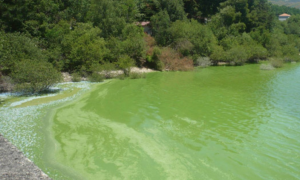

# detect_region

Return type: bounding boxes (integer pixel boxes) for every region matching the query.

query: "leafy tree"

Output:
[210,46,227,62]
[155,0,187,21]
[120,24,146,66]
[61,23,109,72]
[271,4,300,16]
[225,46,248,65]
[116,55,135,76]
[86,0,140,38]
[0,32,46,74]
[183,0,226,20]
[284,15,300,37]
[60,0,91,22]
[11,60,61,94]
[151,10,171,45]
[169,20,218,56]
[0,0,61,36]
[146,47,164,70]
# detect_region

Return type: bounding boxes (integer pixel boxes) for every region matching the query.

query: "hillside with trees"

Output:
[269,0,300,9]
[1,0,300,93]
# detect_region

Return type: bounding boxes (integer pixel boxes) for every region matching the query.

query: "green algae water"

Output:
[1,64,300,179]
[45,64,300,180]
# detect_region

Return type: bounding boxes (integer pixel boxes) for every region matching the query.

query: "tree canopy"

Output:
[1,0,300,86]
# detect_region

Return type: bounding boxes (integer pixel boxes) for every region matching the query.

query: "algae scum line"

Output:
[0,82,95,179]
[1,64,300,179]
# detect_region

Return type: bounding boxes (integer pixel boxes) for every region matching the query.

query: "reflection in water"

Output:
[48,65,300,179]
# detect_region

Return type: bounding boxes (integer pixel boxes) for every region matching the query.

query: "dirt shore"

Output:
[0,134,51,180]
[62,67,156,82]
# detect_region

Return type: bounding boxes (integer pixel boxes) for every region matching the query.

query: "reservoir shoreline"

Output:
[0,134,51,179]
[1,64,300,179]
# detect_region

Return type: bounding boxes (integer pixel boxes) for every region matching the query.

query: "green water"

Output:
[1,65,299,179]
[45,64,300,180]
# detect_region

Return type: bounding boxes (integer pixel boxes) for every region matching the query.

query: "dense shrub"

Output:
[71,73,81,82]
[117,74,126,80]
[210,46,227,62]
[260,64,275,70]
[116,55,135,76]
[225,46,248,65]
[172,39,194,56]
[168,20,218,57]
[61,23,109,72]
[88,72,104,82]
[120,24,146,66]
[0,76,13,92]
[129,72,146,79]
[146,47,164,71]
[283,55,300,62]
[144,35,156,56]
[159,48,193,71]
[11,60,61,94]
[246,45,268,62]
[0,32,46,74]
[99,63,116,79]
[217,34,268,64]
[195,57,212,67]
[270,58,284,68]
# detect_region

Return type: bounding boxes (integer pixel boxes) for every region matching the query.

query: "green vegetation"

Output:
[116,55,135,76]
[129,72,146,79]
[260,64,275,70]
[88,72,104,82]
[11,60,61,94]
[269,0,300,9]
[71,73,81,82]
[1,0,300,93]
[196,57,212,68]
[270,58,284,68]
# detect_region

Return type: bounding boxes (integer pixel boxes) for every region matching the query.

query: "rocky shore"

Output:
[0,134,51,180]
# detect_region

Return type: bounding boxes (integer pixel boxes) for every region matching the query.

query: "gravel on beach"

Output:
[0,134,51,180]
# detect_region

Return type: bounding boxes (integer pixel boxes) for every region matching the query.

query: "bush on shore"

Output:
[146,47,164,71]
[99,63,116,79]
[11,60,61,94]
[195,57,212,67]
[0,76,14,92]
[116,55,135,76]
[129,72,146,79]
[71,72,81,82]
[260,64,275,70]
[159,48,193,71]
[270,58,284,68]
[88,72,104,82]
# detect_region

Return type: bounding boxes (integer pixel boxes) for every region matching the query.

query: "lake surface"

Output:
[1,64,300,179]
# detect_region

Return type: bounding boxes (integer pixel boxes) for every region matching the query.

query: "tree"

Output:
[86,0,140,38]
[169,20,218,56]
[151,10,171,45]
[61,23,109,72]
[120,24,146,66]
[0,32,46,74]
[12,60,61,94]
[116,55,135,76]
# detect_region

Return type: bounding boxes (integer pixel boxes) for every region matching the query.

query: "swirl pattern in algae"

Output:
[46,64,300,179]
